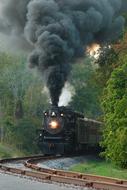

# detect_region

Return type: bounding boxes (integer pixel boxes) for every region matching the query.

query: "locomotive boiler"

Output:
[37,106,102,155]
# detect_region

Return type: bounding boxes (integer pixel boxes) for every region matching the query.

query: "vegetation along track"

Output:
[0,155,127,190]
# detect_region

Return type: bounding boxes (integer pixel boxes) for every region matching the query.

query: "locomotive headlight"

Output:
[49,121,58,129]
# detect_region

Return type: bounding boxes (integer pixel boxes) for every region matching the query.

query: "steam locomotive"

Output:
[37,106,102,155]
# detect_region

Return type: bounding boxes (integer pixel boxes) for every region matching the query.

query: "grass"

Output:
[70,159,127,180]
[0,143,24,159]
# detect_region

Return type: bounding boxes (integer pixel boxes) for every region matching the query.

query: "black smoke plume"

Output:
[0,0,125,106]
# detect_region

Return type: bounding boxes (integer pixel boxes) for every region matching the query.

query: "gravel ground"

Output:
[0,171,92,190]
[38,155,95,170]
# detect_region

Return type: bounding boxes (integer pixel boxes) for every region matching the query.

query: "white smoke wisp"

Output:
[58,82,75,107]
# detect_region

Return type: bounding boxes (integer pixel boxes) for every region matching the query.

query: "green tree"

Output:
[70,58,102,118]
[95,45,119,88]
[0,52,49,153]
[101,61,127,168]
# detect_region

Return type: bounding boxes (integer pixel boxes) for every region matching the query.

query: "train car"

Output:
[76,118,102,151]
[37,106,102,155]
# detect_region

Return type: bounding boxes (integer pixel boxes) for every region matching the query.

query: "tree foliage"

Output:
[101,61,127,168]
[70,58,102,118]
[0,52,49,153]
[95,45,119,88]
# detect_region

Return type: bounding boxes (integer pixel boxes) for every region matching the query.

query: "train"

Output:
[37,106,102,155]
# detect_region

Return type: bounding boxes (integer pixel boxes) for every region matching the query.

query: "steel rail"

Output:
[26,157,127,190]
[0,156,127,190]
[0,155,46,163]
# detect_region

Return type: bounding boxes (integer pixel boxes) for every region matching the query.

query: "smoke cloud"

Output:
[0,0,125,106]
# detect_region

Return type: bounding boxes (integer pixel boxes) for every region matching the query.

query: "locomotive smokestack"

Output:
[0,0,125,105]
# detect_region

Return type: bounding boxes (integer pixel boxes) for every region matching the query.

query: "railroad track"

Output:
[0,155,127,190]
